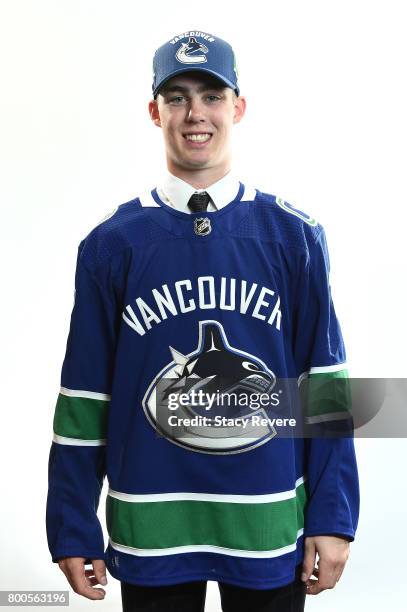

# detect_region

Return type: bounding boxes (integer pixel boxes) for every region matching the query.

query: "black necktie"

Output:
[187,191,211,213]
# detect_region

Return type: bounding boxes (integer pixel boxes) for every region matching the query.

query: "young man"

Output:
[46,31,359,611]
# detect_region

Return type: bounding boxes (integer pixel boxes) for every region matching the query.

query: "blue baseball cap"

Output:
[152,30,240,98]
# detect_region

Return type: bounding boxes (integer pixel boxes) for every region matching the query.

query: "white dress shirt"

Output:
[156,170,241,213]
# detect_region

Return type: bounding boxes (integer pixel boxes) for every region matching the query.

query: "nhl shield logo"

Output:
[194,217,211,236]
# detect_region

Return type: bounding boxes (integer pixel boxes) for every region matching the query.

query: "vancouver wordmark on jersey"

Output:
[123,275,282,336]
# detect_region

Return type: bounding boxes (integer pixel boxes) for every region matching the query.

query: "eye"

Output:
[206,95,221,102]
[168,96,186,104]
[242,361,261,372]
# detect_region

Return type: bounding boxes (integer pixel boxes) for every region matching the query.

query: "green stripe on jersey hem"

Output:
[106,481,307,553]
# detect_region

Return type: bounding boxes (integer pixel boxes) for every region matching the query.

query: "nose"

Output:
[186,96,206,122]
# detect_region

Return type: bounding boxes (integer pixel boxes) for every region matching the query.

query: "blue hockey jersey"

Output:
[46,183,359,590]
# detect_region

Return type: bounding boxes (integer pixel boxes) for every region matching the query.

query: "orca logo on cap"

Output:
[175,37,208,64]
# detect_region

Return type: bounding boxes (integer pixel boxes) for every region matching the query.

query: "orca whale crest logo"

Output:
[175,37,209,64]
[142,320,278,454]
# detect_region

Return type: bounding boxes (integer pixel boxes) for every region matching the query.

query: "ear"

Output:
[233,96,246,125]
[148,99,162,128]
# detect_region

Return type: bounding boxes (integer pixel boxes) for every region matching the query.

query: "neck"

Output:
[166,160,232,190]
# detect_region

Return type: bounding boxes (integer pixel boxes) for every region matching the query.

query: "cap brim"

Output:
[153,67,239,98]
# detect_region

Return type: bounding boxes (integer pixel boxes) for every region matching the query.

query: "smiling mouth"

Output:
[183,133,212,143]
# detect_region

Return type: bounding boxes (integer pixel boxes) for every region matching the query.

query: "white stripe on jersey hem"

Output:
[309,363,348,374]
[60,387,111,401]
[52,433,106,446]
[109,530,304,558]
[108,476,306,504]
[305,412,352,425]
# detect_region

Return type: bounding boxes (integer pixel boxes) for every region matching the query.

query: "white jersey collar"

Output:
[157,170,241,213]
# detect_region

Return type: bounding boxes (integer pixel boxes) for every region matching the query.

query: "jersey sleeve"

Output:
[46,241,117,563]
[293,226,360,541]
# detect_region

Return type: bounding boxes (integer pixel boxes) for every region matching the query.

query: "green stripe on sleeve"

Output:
[53,393,109,440]
[306,370,351,417]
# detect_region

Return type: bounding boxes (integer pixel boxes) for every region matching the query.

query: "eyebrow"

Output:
[161,83,225,95]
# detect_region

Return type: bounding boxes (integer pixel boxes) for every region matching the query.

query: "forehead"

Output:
[159,71,228,95]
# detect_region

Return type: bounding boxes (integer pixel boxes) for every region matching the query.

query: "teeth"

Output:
[185,133,211,142]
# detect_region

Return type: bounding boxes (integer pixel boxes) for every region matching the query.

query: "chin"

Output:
[179,157,213,169]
